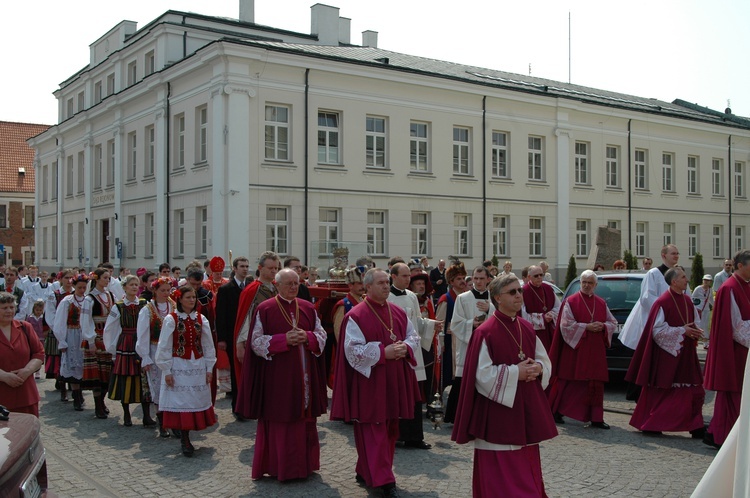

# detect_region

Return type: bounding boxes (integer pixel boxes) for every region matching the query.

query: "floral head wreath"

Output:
[73,274,89,284]
[171,288,183,301]
[151,276,173,290]
[88,271,99,281]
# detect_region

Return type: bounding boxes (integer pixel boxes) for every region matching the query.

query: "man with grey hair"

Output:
[522,265,561,352]
[713,259,734,293]
[626,267,705,437]
[548,270,617,428]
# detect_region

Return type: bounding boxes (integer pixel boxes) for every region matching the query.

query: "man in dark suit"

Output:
[284,256,312,302]
[215,256,252,419]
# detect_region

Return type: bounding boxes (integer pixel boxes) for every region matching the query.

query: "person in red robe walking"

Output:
[331,268,421,498]
[235,268,328,481]
[548,270,617,428]
[452,274,557,497]
[522,265,561,352]
[626,267,705,437]
[703,249,750,448]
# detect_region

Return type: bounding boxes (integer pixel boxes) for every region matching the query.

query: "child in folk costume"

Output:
[26,300,46,379]
[104,275,154,427]
[53,274,89,411]
[136,277,175,437]
[155,285,217,457]
[45,270,74,401]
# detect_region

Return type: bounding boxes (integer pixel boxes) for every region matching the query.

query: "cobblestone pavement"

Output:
[37,374,718,497]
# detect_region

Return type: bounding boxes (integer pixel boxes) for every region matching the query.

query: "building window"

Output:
[574,142,589,185]
[662,152,674,192]
[175,114,185,169]
[735,161,746,198]
[77,92,85,112]
[145,125,155,176]
[23,206,34,229]
[66,223,73,259]
[77,152,85,194]
[145,50,155,76]
[410,122,429,172]
[576,219,590,257]
[365,117,386,168]
[197,106,208,163]
[146,214,154,258]
[411,211,429,257]
[106,73,115,95]
[264,105,289,161]
[77,222,83,259]
[127,131,137,180]
[66,99,74,119]
[492,132,509,178]
[93,145,102,189]
[197,206,208,257]
[0,205,6,228]
[608,220,620,230]
[66,156,74,196]
[174,210,184,257]
[94,82,102,103]
[318,112,340,164]
[266,206,289,255]
[51,226,58,260]
[712,158,723,196]
[106,140,115,187]
[51,161,58,200]
[42,165,49,201]
[688,224,699,257]
[493,215,508,257]
[635,149,648,190]
[42,227,48,259]
[713,225,723,258]
[367,210,387,255]
[605,145,619,188]
[452,127,470,175]
[128,216,137,257]
[528,136,544,181]
[663,222,674,246]
[736,226,745,254]
[454,214,470,256]
[635,222,647,258]
[127,61,137,87]
[318,208,340,255]
[529,218,543,257]
[680,155,697,196]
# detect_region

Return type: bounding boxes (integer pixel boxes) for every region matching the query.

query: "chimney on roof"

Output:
[362,30,378,48]
[239,0,255,23]
[339,17,351,44]
[311,4,340,46]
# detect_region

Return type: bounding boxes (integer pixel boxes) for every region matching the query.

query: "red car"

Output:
[0,410,49,498]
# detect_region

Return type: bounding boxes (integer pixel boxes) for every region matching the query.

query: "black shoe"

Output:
[72,391,83,411]
[642,430,663,436]
[380,483,400,497]
[233,412,247,422]
[703,432,721,449]
[123,409,133,427]
[181,437,194,457]
[355,473,366,485]
[403,440,432,450]
[553,412,565,424]
[690,426,707,439]
[591,421,610,430]
[171,429,182,437]
[60,389,68,402]
[157,413,170,437]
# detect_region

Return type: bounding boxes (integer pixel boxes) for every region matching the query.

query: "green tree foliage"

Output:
[491,254,499,268]
[691,252,705,289]
[623,250,638,270]
[564,254,577,290]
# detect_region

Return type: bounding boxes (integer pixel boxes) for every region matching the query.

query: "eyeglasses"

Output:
[530,273,543,278]
[501,288,524,296]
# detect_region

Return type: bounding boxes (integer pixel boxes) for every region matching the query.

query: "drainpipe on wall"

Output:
[304,69,310,263]
[165,82,171,261]
[728,135,733,257]
[627,119,632,251]
[482,96,487,262]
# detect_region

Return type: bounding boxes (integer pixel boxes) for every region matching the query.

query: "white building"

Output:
[29,1,750,281]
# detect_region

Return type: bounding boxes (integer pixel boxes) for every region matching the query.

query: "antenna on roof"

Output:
[568,11,571,84]
[528,63,531,76]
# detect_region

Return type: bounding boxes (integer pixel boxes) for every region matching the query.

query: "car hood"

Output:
[0,412,41,478]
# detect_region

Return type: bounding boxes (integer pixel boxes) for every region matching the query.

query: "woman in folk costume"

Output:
[136,276,175,437]
[104,275,154,427]
[80,268,116,419]
[44,269,74,401]
[155,285,217,457]
[53,274,89,411]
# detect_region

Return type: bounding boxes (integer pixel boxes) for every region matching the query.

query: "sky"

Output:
[3,0,749,125]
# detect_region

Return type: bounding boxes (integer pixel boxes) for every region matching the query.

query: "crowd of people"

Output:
[1,246,748,496]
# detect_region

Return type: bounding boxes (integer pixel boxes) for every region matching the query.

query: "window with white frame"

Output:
[528,136,544,181]
[576,219,590,256]
[367,210,387,255]
[410,122,429,172]
[493,215,508,257]
[688,224,699,257]
[411,212,430,256]
[575,142,589,185]
[127,61,137,87]
[529,217,543,257]
[635,222,647,257]
[51,161,58,200]
[452,127,470,175]
[197,106,208,163]
[663,222,674,246]
[42,165,49,201]
[0,205,6,228]
[174,210,184,257]
[77,92,84,112]
[713,225,723,258]
[735,226,745,254]
[318,112,340,164]
[735,161,745,198]
[146,213,154,257]
[42,227,48,259]
[662,152,674,192]
[66,156,73,196]
[492,131,509,178]
[175,114,185,170]
[635,149,648,189]
[106,73,115,95]
[66,99,74,119]
[93,145,102,189]
[51,225,58,260]
[107,140,115,187]
[605,145,619,188]
[266,206,289,255]
[127,131,137,180]
[128,216,137,257]
[454,214,470,256]
[365,117,386,168]
[145,51,155,76]
[66,223,73,259]
[712,158,723,196]
[687,155,699,194]
[77,152,84,194]
[145,125,155,176]
[607,220,620,230]
[94,81,102,104]
[197,206,208,257]
[264,105,289,161]
[23,206,34,229]
[318,208,340,255]
[77,222,83,257]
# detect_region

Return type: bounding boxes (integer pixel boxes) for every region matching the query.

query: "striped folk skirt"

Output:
[44,330,61,378]
[108,330,142,403]
[81,331,113,391]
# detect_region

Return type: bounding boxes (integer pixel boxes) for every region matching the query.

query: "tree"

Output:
[491,254,499,269]
[564,254,577,290]
[623,250,638,270]
[691,252,705,289]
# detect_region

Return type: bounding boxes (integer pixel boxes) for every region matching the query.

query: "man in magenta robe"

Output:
[522,265,561,352]
[331,268,421,498]
[235,268,328,481]
[626,267,705,436]
[703,250,750,448]
[452,274,558,498]
[548,270,617,428]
